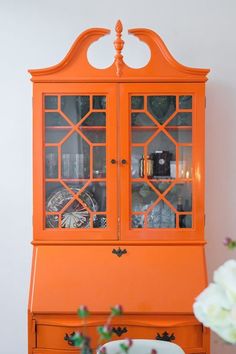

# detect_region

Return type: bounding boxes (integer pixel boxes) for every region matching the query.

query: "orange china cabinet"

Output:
[28,21,210,354]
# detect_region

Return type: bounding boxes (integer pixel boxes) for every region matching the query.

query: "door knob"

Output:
[110,159,117,164]
[121,159,127,164]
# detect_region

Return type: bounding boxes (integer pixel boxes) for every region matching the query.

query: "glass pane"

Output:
[131,113,155,126]
[131,96,144,109]
[93,146,106,178]
[81,112,106,126]
[167,113,192,126]
[81,129,106,143]
[46,215,59,228]
[45,128,71,144]
[132,130,155,143]
[45,147,58,179]
[131,147,144,178]
[167,128,192,143]
[179,215,192,228]
[83,182,106,212]
[46,182,73,212]
[62,181,86,192]
[93,215,107,228]
[45,112,70,126]
[132,183,157,212]
[45,96,58,110]
[179,96,192,109]
[150,181,172,193]
[61,132,90,179]
[62,200,90,228]
[148,132,176,178]
[93,96,106,109]
[61,96,90,124]
[179,146,192,178]
[147,96,176,124]
[132,215,145,228]
[166,183,192,212]
[148,201,175,228]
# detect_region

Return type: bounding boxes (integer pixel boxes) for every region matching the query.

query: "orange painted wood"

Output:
[29,245,207,314]
[33,83,118,241]
[37,320,203,350]
[29,21,210,354]
[120,83,205,241]
[29,24,209,83]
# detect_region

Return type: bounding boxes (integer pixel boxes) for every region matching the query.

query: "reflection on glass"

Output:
[81,130,106,143]
[167,113,192,126]
[147,96,176,124]
[150,181,171,194]
[167,128,192,143]
[83,182,106,212]
[179,146,192,178]
[131,147,144,178]
[132,113,155,126]
[45,112,69,126]
[179,215,192,228]
[45,147,58,178]
[93,215,107,228]
[93,96,106,109]
[166,183,192,212]
[45,128,71,144]
[61,96,90,124]
[93,146,106,178]
[81,112,106,126]
[179,96,192,109]
[45,96,58,110]
[62,181,86,192]
[131,96,144,109]
[132,183,157,212]
[132,215,145,228]
[61,132,90,179]
[148,201,175,228]
[132,130,154,143]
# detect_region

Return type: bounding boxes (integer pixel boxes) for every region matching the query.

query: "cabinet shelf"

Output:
[132,178,192,182]
[46,126,106,130]
[131,126,192,130]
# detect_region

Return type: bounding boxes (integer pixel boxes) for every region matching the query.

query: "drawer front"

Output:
[37,323,203,351]
[34,245,206,313]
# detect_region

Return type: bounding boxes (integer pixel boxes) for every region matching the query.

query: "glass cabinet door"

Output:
[119,84,204,241]
[131,94,192,229]
[42,89,117,239]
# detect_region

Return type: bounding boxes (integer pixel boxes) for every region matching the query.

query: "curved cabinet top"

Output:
[29,20,210,83]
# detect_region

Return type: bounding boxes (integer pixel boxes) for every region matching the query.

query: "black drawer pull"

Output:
[112,247,127,257]
[155,331,175,342]
[112,327,128,337]
[64,332,76,346]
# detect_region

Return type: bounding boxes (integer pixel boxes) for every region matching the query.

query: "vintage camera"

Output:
[151,150,172,177]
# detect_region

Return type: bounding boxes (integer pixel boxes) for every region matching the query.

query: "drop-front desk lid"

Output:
[29,245,207,314]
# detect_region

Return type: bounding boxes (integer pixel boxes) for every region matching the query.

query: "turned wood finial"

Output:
[114,20,124,76]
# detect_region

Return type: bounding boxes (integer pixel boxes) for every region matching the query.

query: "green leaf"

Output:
[111,305,123,316]
[77,306,89,318]
[97,326,112,340]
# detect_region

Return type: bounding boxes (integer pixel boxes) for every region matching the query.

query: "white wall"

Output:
[0,0,235,353]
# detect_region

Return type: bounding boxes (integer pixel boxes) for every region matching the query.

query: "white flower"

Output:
[214,260,236,303]
[193,260,236,344]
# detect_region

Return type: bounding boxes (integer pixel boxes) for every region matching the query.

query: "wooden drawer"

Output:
[36,319,203,351]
